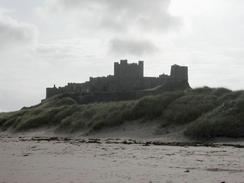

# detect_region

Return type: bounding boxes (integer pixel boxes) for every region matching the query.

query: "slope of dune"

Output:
[0,87,244,140]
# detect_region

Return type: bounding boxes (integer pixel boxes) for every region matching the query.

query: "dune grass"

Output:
[0,87,244,140]
[185,92,244,139]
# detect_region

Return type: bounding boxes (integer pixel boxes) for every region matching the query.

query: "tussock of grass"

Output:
[130,91,184,120]
[185,96,244,139]
[90,102,134,131]
[162,94,219,125]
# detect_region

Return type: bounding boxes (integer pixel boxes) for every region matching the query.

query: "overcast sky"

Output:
[0,0,244,111]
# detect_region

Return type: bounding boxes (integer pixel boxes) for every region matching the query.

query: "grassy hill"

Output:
[0,87,244,140]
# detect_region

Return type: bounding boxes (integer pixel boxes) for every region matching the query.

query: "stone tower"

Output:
[114,60,144,91]
[114,60,143,79]
[46,85,58,98]
[170,64,188,82]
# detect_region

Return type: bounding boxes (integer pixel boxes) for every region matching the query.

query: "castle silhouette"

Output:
[46,60,189,103]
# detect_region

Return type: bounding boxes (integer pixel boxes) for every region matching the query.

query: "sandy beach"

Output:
[0,136,244,183]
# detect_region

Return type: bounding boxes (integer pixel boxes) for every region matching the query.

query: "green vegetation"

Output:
[0,87,244,140]
[185,91,244,139]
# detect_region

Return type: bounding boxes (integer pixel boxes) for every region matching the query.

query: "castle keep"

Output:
[46,60,189,102]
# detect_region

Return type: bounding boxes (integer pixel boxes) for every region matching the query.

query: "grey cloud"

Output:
[48,0,181,33]
[0,13,38,49]
[44,0,181,56]
[110,38,158,56]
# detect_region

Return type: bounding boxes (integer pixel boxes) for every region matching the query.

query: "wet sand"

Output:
[0,137,244,183]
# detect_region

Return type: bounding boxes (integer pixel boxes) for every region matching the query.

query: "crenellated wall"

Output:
[114,60,143,79]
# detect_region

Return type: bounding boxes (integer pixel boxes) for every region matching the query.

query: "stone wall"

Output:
[89,76,115,92]
[46,86,59,98]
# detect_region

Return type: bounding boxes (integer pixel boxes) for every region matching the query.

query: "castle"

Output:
[46,60,189,103]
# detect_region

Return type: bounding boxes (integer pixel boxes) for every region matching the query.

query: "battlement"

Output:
[114,60,144,79]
